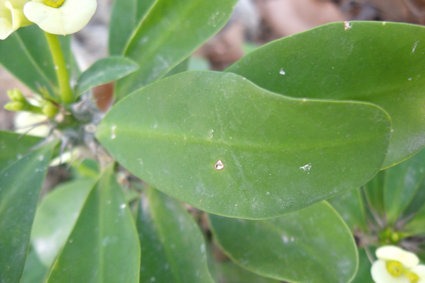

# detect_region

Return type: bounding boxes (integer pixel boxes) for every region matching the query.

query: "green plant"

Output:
[1,1,425,282]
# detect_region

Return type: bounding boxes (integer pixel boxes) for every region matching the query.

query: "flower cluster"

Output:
[0,0,96,39]
[372,246,425,283]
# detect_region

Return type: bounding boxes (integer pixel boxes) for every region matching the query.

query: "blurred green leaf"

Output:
[351,248,373,283]
[227,21,425,168]
[403,204,425,235]
[0,25,74,97]
[46,165,140,283]
[137,188,213,283]
[75,56,139,96]
[97,71,391,219]
[21,249,49,283]
[0,141,56,283]
[0,130,41,173]
[214,261,280,283]
[209,202,358,283]
[109,0,157,55]
[328,188,368,232]
[362,170,386,224]
[384,147,425,226]
[115,0,238,99]
[31,178,96,267]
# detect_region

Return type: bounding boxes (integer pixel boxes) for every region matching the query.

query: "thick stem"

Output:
[44,32,73,104]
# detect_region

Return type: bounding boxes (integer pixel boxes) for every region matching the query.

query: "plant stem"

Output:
[44,32,73,104]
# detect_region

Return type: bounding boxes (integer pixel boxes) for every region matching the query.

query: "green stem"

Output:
[44,32,73,104]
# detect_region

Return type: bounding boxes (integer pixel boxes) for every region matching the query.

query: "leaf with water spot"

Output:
[0,141,56,283]
[45,165,140,283]
[208,201,358,283]
[115,0,239,99]
[97,71,391,219]
[226,21,425,168]
[136,188,214,283]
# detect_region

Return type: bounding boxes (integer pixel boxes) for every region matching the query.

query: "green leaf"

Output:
[46,165,140,283]
[0,141,56,283]
[0,26,74,97]
[109,0,157,56]
[384,147,425,226]
[97,71,391,219]
[214,261,280,283]
[0,131,41,173]
[404,204,425,235]
[75,56,139,96]
[137,188,214,283]
[351,249,373,283]
[21,249,49,283]
[362,170,386,222]
[115,0,239,99]
[226,21,425,168]
[31,179,96,267]
[208,202,358,283]
[328,188,368,232]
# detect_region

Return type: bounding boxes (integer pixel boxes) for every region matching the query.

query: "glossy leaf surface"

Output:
[109,0,156,55]
[31,179,95,267]
[227,21,425,168]
[137,188,213,283]
[98,71,391,218]
[115,0,238,99]
[46,166,140,283]
[0,141,56,283]
[0,130,41,172]
[0,26,73,97]
[75,56,139,96]
[209,202,358,283]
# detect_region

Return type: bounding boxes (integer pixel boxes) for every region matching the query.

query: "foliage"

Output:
[1,1,425,282]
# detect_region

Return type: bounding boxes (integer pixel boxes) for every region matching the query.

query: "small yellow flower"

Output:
[23,0,96,35]
[371,245,423,283]
[0,0,32,40]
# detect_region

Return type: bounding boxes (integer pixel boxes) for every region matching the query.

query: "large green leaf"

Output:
[31,178,96,267]
[328,188,368,232]
[46,165,140,283]
[209,202,358,283]
[0,141,56,283]
[109,0,156,55]
[0,25,73,97]
[0,130,41,173]
[97,71,391,219]
[75,56,139,96]
[226,21,425,168]
[137,188,213,283]
[115,0,238,99]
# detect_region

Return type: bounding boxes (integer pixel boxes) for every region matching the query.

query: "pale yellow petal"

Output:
[23,0,96,35]
[371,260,410,283]
[411,265,425,283]
[376,246,419,268]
